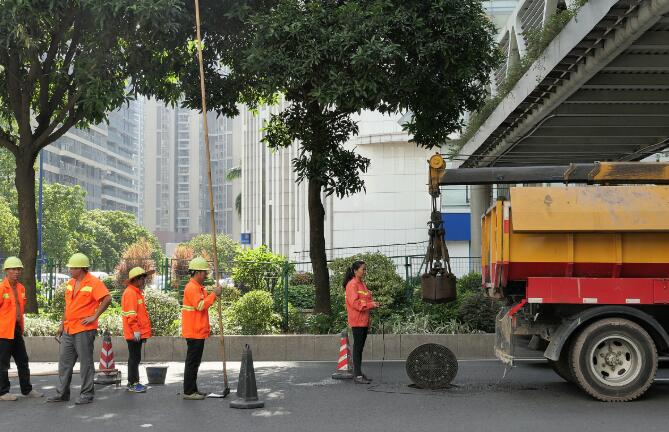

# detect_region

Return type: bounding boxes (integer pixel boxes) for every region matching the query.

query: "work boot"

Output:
[182,392,206,400]
[353,376,371,384]
[23,390,43,398]
[74,397,93,405]
[362,374,372,382]
[0,393,18,401]
[46,394,70,402]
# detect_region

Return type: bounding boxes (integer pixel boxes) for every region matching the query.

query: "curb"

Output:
[22,334,497,363]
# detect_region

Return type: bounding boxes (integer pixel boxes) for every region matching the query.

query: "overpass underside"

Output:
[458,0,669,168]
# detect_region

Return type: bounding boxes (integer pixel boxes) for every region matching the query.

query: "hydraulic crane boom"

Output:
[428,154,669,197]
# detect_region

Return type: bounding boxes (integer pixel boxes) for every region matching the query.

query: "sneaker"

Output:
[46,395,70,403]
[23,390,43,398]
[182,392,206,400]
[353,376,371,385]
[0,393,18,401]
[127,383,147,393]
[74,397,93,405]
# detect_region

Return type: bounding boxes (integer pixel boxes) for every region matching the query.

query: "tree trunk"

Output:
[308,178,331,315]
[15,154,39,313]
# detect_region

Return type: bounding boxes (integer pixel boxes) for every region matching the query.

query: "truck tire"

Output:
[549,339,574,383]
[569,318,657,402]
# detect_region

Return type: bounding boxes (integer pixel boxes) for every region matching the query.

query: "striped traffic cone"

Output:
[332,330,353,380]
[94,332,122,386]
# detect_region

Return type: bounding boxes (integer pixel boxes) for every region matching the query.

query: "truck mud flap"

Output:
[495,307,515,366]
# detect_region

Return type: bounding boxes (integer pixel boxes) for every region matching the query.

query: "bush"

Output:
[186,233,240,276]
[305,313,334,335]
[330,253,405,319]
[231,245,291,292]
[98,309,123,336]
[114,238,156,288]
[144,288,181,336]
[456,290,501,333]
[273,284,315,311]
[379,312,475,334]
[290,272,314,286]
[227,290,281,335]
[171,244,194,292]
[457,272,483,296]
[48,283,68,321]
[23,314,59,336]
[287,303,307,334]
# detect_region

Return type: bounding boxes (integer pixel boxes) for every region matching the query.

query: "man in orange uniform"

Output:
[0,257,42,401]
[47,253,112,405]
[121,267,154,393]
[181,257,221,400]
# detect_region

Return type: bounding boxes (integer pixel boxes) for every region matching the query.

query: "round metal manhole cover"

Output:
[406,343,458,389]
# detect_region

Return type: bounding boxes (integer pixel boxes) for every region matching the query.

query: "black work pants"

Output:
[184,338,205,395]
[351,326,369,377]
[0,326,32,396]
[126,339,144,385]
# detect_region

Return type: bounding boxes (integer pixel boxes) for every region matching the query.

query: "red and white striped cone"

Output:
[332,330,353,380]
[94,332,121,386]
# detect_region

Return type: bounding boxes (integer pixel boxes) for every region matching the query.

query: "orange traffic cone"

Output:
[332,330,353,380]
[94,332,122,386]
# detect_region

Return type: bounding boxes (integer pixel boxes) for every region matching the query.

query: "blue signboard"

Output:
[441,213,471,241]
[240,232,252,245]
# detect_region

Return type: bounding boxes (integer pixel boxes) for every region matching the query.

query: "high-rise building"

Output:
[240,108,437,262]
[139,98,240,244]
[42,100,140,216]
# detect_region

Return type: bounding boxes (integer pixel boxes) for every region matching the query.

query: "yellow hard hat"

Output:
[66,253,90,268]
[3,256,23,270]
[124,267,156,285]
[188,257,210,271]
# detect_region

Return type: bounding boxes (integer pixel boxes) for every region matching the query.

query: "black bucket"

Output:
[146,366,168,385]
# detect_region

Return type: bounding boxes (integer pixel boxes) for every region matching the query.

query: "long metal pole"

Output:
[193,0,228,390]
[37,151,44,282]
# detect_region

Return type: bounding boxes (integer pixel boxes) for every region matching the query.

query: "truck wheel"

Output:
[549,339,574,383]
[569,318,657,402]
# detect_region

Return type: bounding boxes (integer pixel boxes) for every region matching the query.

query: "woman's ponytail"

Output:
[342,260,365,289]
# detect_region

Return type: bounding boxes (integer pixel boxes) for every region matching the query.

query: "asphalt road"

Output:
[4,360,669,432]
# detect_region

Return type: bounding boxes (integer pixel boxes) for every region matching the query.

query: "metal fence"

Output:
[3,254,482,329]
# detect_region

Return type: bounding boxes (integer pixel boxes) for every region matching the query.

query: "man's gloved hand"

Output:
[133,331,141,342]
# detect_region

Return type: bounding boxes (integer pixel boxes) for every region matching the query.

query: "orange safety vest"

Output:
[121,284,152,341]
[345,279,375,328]
[0,278,25,339]
[63,272,110,335]
[181,279,217,339]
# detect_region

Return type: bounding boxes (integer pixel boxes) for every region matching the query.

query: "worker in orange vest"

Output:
[181,257,221,400]
[121,267,154,393]
[344,260,379,384]
[0,257,42,401]
[47,253,111,405]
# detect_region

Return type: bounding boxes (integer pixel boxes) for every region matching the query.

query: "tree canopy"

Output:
[220,0,500,313]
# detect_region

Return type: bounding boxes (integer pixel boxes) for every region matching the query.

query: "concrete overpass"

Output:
[452,0,669,256]
[457,0,669,168]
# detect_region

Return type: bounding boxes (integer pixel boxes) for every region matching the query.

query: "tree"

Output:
[232,0,500,314]
[41,183,86,263]
[0,197,18,256]
[225,167,242,218]
[76,210,163,272]
[0,148,16,211]
[185,233,240,276]
[0,0,190,312]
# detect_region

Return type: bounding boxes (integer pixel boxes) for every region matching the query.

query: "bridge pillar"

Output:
[469,185,491,259]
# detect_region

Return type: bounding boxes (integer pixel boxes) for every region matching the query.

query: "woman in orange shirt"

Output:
[344,260,378,384]
[121,267,154,393]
